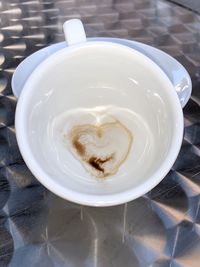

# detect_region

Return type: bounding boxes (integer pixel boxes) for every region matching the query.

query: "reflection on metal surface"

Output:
[0,0,200,266]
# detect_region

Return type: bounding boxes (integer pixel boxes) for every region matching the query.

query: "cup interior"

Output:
[16,42,183,205]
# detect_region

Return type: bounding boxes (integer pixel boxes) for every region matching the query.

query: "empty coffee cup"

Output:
[14,19,184,206]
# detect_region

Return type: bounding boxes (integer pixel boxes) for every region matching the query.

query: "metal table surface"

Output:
[0,0,200,266]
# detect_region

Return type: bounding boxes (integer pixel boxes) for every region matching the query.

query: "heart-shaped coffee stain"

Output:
[67,121,133,178]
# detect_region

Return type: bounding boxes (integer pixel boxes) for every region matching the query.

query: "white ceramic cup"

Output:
[15,19,184,206]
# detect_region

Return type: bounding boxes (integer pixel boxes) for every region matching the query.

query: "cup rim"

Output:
[15,41,184,206]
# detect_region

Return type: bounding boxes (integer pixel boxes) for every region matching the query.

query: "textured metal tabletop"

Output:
[0,0,200,266]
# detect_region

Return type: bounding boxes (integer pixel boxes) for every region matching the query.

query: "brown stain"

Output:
[67,120,133,179]
[72,138,85,156]
[88,155,114,173]
[97,127,103,138]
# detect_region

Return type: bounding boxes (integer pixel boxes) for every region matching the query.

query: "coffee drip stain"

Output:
[73,139,85,156]
[67,120,133,179]
[88,155,114,173]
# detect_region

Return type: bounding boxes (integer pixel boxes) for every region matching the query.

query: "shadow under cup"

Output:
[16,42,183,205]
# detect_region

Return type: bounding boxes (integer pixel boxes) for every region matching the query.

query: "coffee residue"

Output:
[73,139,85,156]
[67,121,133,179]
[88,155,114,173]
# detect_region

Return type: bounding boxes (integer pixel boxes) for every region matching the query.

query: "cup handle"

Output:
[63,19,87,46]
